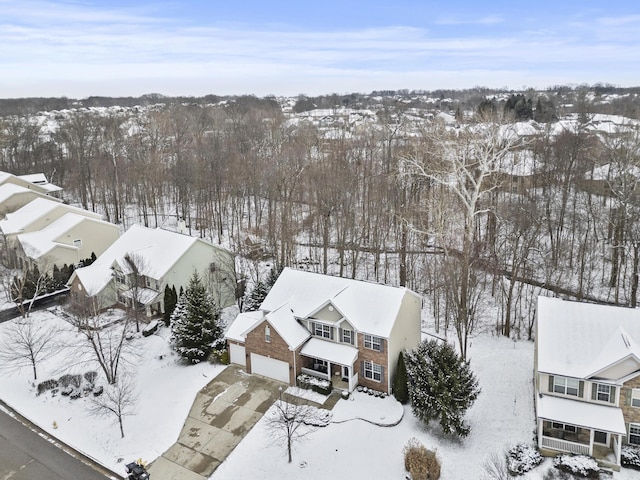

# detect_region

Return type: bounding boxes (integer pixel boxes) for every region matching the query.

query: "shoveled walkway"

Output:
[147,365,285,480]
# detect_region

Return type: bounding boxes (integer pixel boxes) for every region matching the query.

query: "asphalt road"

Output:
[0,408,114,480]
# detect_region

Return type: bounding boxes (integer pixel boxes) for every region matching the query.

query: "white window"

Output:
[73,239,82,247]
[632,389,640,408]
[364,334,382,352]
[630,424,640,445]
[314,323,332,339]
[363,361,382,382]
[265,326,271,343]
[597,384,611,402]
[342,329,353,345]
[115,271,125,285]
[553,376,580,396]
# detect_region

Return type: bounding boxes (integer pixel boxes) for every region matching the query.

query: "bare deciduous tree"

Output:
[0,317,58,380]
[89,375,138,438]
[265,393,328,463]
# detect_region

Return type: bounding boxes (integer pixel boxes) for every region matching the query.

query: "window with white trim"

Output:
[363,361,382,382]
[553,376,580,396]
[265,325,271,343]
[364,334,382,352]
[632,389,640,408]
[342,329,353,345]
[630,423,640,445]
[550,422,577,433]
[597,383,612,402]
[314,323,332,339]
[115,270,125,285]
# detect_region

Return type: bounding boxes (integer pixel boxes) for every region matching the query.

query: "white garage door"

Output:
[250,353,290,383]
[229,343,246,367]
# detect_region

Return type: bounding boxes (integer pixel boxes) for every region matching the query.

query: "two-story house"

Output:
[535,296,640,470]
[68,224,237,317]
[225,268,422,394]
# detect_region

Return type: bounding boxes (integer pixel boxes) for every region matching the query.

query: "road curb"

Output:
[0,398,123,479]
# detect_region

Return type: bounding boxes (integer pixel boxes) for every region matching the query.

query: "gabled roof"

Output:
[17,213,115,259]
[537,296,640,379]
[225,311,263,343]
[69,225,223,296]
[0,197,97,235]
[0,171,62,194]
[264,304,311,349]
[260,267,420,338]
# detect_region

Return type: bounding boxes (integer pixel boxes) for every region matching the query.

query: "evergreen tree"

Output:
[163,284,178,326]
[242,281,269,312]
[405,340,480,437]
[265,265,283,288]
[393,351,409,404]
[171,272,222,364]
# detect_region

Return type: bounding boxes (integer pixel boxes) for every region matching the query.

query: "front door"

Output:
[342,365,349,381]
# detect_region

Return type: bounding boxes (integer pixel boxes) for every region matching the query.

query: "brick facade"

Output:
[244,319,301,385]
[356,332,389,393]
[622,376,640,441]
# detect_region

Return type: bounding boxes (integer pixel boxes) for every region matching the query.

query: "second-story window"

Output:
[553,376,580,397]
[364,334,383,352]
[265,325,271,343]
[314,323,332,339]
[592,382,616,404]
[342,329,353,345]
[632,389,640,407]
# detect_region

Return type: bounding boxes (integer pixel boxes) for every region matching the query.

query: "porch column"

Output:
[616,433,622,466]
[588,429,594,457]
[537,419,543,449]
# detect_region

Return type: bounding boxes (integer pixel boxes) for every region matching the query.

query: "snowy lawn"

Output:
[211,335,638,480]
[1,310,638,479]
[0,308,226,475]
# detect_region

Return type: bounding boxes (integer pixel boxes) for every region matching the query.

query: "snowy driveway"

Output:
[147,365,285,480]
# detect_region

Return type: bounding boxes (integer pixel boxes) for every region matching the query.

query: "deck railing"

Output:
[542,436,590,456]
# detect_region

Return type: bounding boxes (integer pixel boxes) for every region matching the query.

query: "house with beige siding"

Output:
[14,213,120,273]
[225,268,422,393]
[68,224,236,317]
[535,296,640,470]
[0,183,63,217]
[0,197,103,268]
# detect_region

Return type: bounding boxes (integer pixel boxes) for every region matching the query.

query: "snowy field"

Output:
[0,309,637,479]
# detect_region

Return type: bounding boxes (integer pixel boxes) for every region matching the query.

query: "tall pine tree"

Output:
[170,272,222,364]
[405,340,480,437]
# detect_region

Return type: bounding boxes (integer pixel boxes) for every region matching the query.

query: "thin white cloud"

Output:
[0,0,638,97]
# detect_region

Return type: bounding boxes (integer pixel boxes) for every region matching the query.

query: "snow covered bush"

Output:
[36,378,58,395]
[553,454,599,478]
[297,374,332,395]
[621,444,640,470]
[403,437,440,480]
[507,443,542,475]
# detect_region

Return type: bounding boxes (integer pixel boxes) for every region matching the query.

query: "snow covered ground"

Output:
[0,309,637,479]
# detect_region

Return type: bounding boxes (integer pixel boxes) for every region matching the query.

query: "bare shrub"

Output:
[403,437,441,480]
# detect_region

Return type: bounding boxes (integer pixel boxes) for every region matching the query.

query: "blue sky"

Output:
[1,0,639,98]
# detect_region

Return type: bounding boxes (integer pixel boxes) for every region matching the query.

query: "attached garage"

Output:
[250,353,290,383]
[229,343,246,367]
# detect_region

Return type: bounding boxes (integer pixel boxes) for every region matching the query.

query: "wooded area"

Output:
[2,87,639,347]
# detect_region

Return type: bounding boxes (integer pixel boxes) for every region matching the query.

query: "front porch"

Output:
[537,395,626,470]
[299,337,358,392]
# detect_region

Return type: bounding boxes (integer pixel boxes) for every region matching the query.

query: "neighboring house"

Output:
[14,212,120,273]
[0,197,103,267]
[225,268,422,394]
[535,296,640,470]
[0,183,63,217]
[578,163,640,198]
[0,171,62,198]
[493,149,544,195]
[67,224,236,317]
